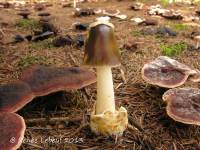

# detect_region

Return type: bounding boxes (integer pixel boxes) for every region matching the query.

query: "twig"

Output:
[26,116,82,124]
[128,116,144,132]
[23,143,43,149]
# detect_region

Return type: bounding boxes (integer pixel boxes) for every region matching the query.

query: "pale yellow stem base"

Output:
[90,107,128,136]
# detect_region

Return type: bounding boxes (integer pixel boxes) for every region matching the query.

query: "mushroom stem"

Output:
[73,0,76,8]
[95,66,115,114]
[196,41,199,49]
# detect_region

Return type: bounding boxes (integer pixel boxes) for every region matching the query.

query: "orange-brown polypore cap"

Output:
[83,23,120,67]
[20,65,96,96]
[163,88,200,125]
[0,112,26,150]
[0,81,34,113]
[142,56,197,88]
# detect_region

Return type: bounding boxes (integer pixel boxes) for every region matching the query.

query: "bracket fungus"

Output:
[163,88,200,125]
[83,17,128,136]
[0,112,26,150]
[142,56,199,88]
[0,66,96,112]
[20,65,96,96]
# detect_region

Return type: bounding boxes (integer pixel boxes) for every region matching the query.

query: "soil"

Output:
[0,0,200,149]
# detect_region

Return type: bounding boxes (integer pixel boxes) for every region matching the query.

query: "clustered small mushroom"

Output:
[0,65,96,149]
[84,17,128,136]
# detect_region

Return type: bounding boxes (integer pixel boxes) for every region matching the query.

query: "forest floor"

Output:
[0,0,200,149]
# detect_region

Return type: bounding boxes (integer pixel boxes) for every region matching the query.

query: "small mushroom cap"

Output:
[20,65,96,96]
[83,18,120,67]
[0,81,34,112]
[38,12,50,17]
[17,11,31,17]
[163,88,200,125]
[142,56,197,88]
[0,112,26,150]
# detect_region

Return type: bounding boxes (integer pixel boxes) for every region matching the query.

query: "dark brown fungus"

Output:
[0,112,26,150]
[163,88,200,125]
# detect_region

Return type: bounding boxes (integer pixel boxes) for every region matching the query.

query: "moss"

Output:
[132,30,143,37]
[16,19,41,31]
[18,55,49,69]
[167,22,190,32]
[29,39,54,50]
[161,42,187,56]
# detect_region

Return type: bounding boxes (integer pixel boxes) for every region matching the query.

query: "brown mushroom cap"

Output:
[0,112,26,150]
[20,65,96,96]
[17,11,31,19]
[142,56,197,88]
[0,66,96,112]
[83,20,120,67]
[38,12,50,17]
[0,81,34,112]
[163,88,200,125]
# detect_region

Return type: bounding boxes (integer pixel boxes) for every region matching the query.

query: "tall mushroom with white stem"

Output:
[83,17,128,136]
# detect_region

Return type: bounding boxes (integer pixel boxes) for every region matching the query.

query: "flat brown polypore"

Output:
[142,56,197,88]
[0,66,96,113]
[0,112,26,150]
[21,65,96,96]
[0,81,34,112]
[163,88,200,125]
[83,22,120,67]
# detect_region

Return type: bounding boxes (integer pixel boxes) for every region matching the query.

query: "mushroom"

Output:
[102,9,127,20]
[193,35,200,50]
[0,112,26,150]
[73,0,76,8]
[0,66,96,112]
[83,17,128,136]
[17,10,31,19]
[0,81,34,112]
[130,2,144,11]
[38,12,50,17]
[163,87,200,125]
[142,56,198,88]
[20,65,96,96]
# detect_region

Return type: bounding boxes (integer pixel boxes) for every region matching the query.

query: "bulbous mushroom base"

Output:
[90,107,128,136]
